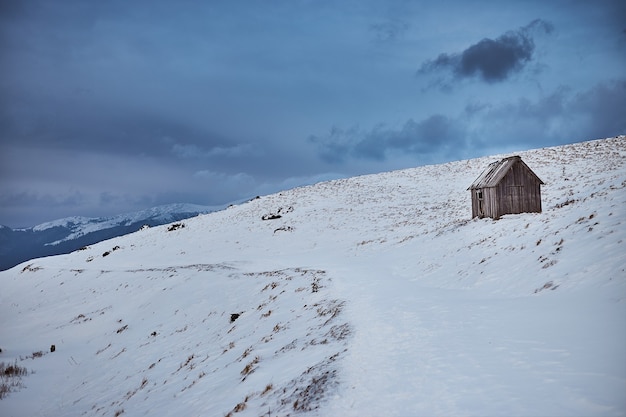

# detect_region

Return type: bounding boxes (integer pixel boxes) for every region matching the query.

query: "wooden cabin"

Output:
[468,156,543,219]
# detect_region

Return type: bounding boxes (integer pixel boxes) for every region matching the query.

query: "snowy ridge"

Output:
[1,136,625,416]
[0,203,222,272]
[31,203,218,244]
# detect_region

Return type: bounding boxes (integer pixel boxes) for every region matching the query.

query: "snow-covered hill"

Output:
[30,203,215,236]
[0,203,220,271]
[1,136,625,417]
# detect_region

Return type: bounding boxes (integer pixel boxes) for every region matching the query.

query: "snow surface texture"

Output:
[1,137,625,417]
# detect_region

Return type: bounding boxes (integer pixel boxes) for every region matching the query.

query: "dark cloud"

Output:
[466,87,570,149]
[465,79,626,148]
[570,79,626,139]
[604,0,626,34]
[0,190,86,210]
[311,78,625,167]
[0,85,236,160]
[0,0,27,19]
[307,126,358,164]
[0,190,89,228]
[419,19,554,84]
[309,115,464,163]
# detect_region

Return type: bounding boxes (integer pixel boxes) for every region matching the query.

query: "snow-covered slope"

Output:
[0,203,220,271]
[1,137,625,417]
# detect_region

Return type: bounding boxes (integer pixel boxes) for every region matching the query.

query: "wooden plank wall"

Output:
[493,163,542,218]
[471,161,542,219]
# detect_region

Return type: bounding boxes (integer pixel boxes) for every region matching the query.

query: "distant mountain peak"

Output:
[0,203,223,271]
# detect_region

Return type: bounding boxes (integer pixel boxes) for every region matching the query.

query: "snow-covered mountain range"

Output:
[1,136,625,416]
[0,203,221,271]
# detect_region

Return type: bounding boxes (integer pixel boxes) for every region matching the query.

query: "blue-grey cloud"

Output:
[569,78,626,139]
[310,78,625,166]
[466,78,626,147]
[370,19,409,42]
[309,115,464,163]
[171,143,256,159]
[419,19,554,84]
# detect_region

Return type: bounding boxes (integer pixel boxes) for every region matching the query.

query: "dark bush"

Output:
[262,214,282,220]
[167,223,185,231]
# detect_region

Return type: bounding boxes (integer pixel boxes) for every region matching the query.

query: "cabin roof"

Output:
[467,155,544,190]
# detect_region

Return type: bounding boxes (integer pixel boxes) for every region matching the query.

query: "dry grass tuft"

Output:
[240,356,260,380]
[0,361,29,400]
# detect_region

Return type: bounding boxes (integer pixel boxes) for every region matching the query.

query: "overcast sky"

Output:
[1,0,625,227]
